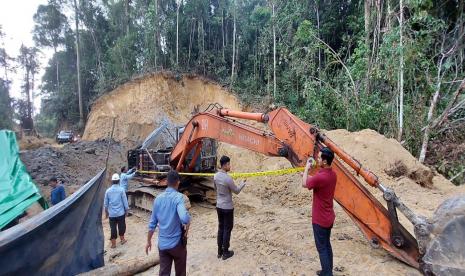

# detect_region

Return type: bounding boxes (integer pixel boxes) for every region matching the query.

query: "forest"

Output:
[0,0,464,184]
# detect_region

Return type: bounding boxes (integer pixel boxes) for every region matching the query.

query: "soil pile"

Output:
[19,136,55,150]
[83,72,241,143]
[217,129,464,215]
[20,140,126,201]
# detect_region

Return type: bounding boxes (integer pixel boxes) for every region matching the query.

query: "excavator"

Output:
[131,104,464,275]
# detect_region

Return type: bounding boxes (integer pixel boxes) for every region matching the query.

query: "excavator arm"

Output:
[170,107,423,269]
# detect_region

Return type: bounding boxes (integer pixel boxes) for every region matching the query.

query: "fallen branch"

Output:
[431,78,465,129]
[449,168,465,182]
[78,255,159,276]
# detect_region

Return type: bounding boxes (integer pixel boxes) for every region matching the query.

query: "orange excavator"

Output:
[168,105,465,275]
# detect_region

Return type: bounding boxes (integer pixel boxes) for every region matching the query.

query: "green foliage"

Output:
[34,113,57,137]
[0,79,13,129]
[33,3,69,51]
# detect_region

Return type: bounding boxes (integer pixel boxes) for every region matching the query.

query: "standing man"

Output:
[145,170,191,276]
[214,156,246,260]
[302,148,337,276]
[120,166,137,192]
[49,177,66,205]
[104,173,129,248]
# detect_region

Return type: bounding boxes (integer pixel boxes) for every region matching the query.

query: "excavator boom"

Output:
[171,107,420,268]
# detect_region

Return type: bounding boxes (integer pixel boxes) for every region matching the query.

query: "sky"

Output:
[0,0,52,114]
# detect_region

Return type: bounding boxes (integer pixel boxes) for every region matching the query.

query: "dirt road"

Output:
[103,191,420,276]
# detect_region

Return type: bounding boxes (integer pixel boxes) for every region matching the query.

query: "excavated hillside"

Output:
[83,72,241,142]
[80,73,464,275]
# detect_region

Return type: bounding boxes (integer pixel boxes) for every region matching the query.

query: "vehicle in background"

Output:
[56,131,74,144]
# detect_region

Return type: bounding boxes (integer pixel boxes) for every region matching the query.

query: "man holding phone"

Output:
[302,147,337,276]
[214,155,247,260]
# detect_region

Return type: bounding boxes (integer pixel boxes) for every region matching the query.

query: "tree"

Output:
[17,45,40,130]
[72,0,84,128]
[230,0,236,86]
[0,26,14,82]
[398,0,404,141]
[176,0,181,66]
[0,26,14,130]
[0,79,12,129]
[33,3,69,95]
[270,0,276,99]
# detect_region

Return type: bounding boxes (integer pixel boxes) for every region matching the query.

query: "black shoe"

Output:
[217,248,223,258]
[316,270,322,276]
[222,250,234,260]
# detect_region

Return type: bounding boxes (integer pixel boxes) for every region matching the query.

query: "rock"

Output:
[336,233,353,241]
[85,148,96,154]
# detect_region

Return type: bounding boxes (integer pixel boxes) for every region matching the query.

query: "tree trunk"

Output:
[230,0,236,87]
[202,18,206,74]
[89,29,103,80]
[387,0,392,30]
[419,55,445,163]
[364,0,371,47]
[365,0,372,94]
[398,0,404,141]
[25,66,31,120]
[188,19,195,66]
[31,70,35,117]
[315,1,321,76]
[154,0,158,68]
[222,7,225,60]
[54,47,59,95]
[272,2,276,99]
[431,79,465,128]
[197,18,201,66]
[74,0,84,128]
[176,1,180,66]
[79,255,159,276]
[125,0,130,35]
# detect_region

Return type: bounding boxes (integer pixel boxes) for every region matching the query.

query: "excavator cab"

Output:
[126,122,218,212]
[175,126,218,173]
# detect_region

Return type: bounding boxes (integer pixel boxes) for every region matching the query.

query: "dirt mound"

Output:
[216,129,464,213]
[83,72,241,143]
[326,129,441,189]
[20,140,126,202]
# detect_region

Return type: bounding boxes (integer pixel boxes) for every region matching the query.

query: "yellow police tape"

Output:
[138,167,304,179]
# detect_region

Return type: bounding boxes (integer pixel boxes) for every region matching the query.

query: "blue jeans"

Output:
[313,223,333,276]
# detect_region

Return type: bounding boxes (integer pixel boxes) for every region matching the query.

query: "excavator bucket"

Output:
[422,195,465,275]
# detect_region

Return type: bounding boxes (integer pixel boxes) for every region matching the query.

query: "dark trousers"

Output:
[313,223,333,276]
[159,243,187,276]
[217,208,234,251]
[109,215,126,240]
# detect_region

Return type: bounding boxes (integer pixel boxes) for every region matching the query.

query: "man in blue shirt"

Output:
[119,166,137,192]
[50,177,66,205]
[145,170,191,276]
[104,173,129,248]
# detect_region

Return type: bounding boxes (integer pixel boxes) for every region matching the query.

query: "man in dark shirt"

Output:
[214,155,246,260]
[302,147,337,276]
[50,177,66,205]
